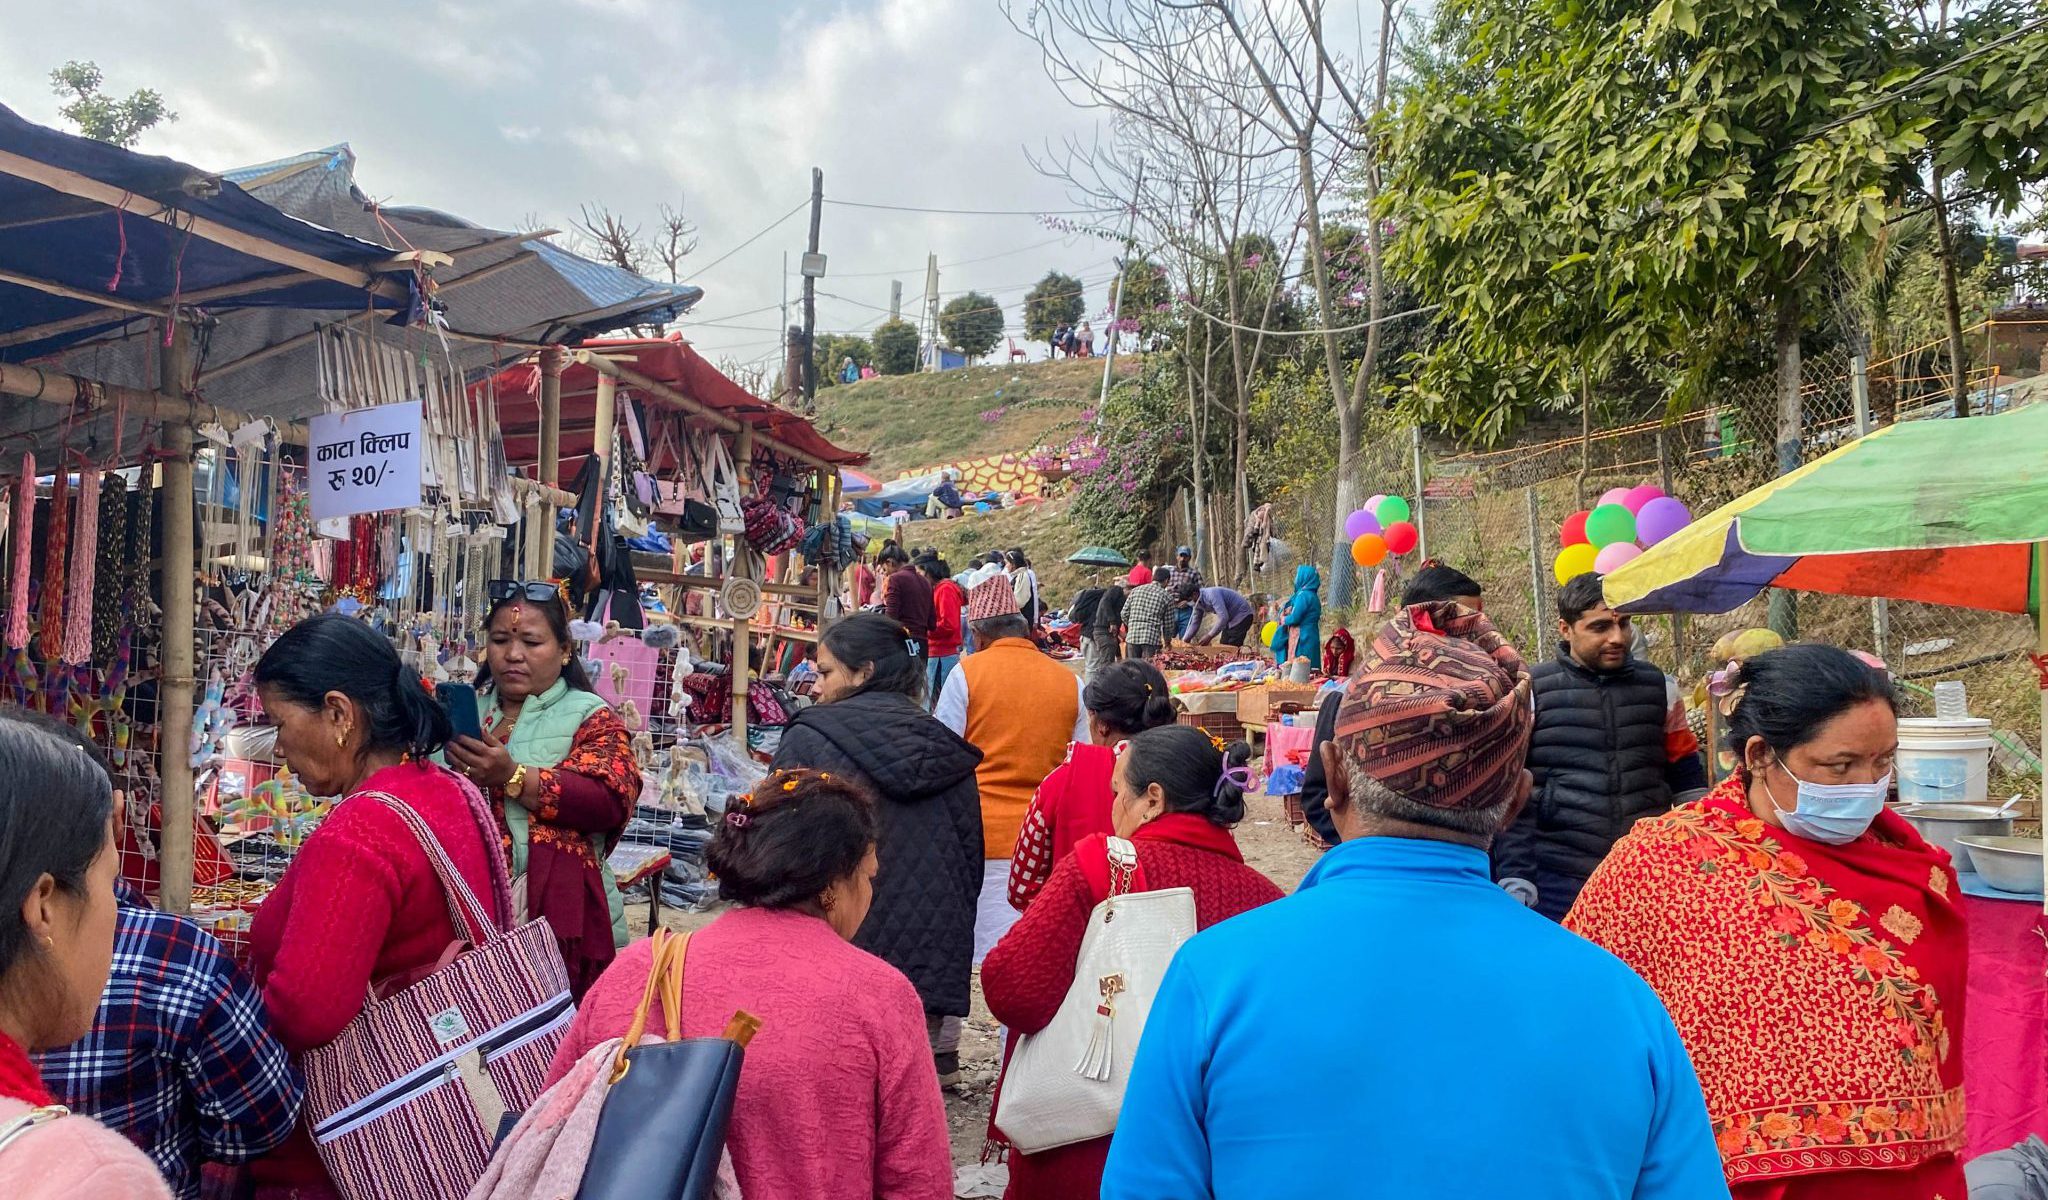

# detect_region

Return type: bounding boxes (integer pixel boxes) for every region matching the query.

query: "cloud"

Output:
[0,0,1113,367]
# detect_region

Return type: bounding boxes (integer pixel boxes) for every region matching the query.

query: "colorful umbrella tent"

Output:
[838,467,882,496]
[1603,403,2048,899]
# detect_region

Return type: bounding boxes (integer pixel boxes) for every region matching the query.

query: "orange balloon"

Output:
[1351,533,1388,567]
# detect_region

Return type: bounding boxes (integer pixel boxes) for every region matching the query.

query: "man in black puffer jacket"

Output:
[1494,572,1708,920]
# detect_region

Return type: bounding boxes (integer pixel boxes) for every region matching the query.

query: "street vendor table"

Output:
[608,842,674,930]
[1961,883,2048,1158]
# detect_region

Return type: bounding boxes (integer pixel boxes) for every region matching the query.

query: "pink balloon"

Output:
[1622,484,1665,514]
[1594,542,1642,573]
[1635,495,1693,546]
[1343,509,1382,540]
[1598,487,1632,509]
[1364,494,1387,517]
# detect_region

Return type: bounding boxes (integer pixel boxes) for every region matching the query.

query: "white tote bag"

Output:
[994,837,1196,1154]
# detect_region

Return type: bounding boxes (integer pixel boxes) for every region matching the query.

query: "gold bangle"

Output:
[507,764,528,798]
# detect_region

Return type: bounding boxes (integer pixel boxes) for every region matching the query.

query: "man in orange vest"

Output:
[935,572,1090,963]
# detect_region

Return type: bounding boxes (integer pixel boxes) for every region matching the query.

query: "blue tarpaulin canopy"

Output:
[0,102,411,363]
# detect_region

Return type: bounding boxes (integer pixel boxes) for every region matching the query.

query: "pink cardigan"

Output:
[547,906,952,1200]
[0,1097,171,1198]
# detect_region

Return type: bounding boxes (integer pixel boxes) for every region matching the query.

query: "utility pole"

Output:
[923,254,940,372]
[779,251,790,405]
[800,168,824,415]
[890,280,902,321]
[1099,159,1144,407]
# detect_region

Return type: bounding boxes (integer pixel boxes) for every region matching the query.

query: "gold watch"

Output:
[506,763,528,799]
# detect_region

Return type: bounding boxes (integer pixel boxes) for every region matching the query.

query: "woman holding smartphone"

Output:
[444,580,643,998]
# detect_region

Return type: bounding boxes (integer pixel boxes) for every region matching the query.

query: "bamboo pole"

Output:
[539,346,564,489]
[157,327,198,915]
[730,427,757,739]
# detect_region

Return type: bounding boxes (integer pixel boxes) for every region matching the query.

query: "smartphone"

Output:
[435,682,484,742]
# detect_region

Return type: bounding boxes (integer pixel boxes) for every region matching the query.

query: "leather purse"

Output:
[993,836,1196,1153]
[575,929,759,1200]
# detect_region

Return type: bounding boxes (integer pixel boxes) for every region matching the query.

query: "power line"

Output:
[681,199,809,283]
[1804,14,2048,142]
[823,198,1118,217]
[1177,297,1443,337]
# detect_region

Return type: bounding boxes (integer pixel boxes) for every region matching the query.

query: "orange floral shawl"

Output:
[1565,776,1967,1188]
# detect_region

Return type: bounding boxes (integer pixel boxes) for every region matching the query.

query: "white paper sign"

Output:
[308,401,424,521]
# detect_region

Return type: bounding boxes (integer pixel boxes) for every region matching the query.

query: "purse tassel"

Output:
[1073,972,1126,1082]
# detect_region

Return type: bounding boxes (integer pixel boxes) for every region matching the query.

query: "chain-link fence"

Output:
[1279,349,2041,769]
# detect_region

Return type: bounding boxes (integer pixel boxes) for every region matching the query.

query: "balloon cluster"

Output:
[1344,494,1419,567]
[1553,485,1693,584]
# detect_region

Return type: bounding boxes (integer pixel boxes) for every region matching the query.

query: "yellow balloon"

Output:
[1553,541,1599,585]
[1260,620,1279,645]
[1351,533,1388,567]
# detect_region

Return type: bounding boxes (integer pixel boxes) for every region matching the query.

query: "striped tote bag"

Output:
[301,794,574,1200]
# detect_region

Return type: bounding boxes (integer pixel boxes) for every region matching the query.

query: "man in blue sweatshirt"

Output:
[1103,603,1726,1200]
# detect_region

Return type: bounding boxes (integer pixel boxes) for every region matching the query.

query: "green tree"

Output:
[49,61,173,147]
[940,292,1005,360]
[812,334,872,388]
[1113,258,1172,333]
[1022,271,1086,341]
[871,318,919,375]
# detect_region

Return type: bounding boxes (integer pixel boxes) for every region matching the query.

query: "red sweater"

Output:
[981,826,1284,1200]
[929,579,966,658]
[247,761,508,1188]
[1008,742,1115,910]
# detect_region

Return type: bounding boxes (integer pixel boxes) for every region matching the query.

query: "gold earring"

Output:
[335,726,350,749]
[40,935,52,952]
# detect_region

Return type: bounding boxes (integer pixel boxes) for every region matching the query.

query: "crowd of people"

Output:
[0,547,2011,1199]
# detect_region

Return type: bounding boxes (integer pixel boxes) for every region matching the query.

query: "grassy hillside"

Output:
[812,356,1135,477]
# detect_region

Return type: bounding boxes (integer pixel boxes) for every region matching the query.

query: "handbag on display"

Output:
[575,929,758,1200]
[696,432,746,535]
[301,794,574,1200]
[993,835,1196,1154]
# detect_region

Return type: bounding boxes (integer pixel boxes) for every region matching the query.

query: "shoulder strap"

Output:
[611,930,690,1084]
[366,792,500,946]
[1074,834,1151,906]
[0,1106,68,1156]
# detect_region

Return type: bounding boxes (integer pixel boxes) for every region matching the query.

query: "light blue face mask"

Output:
[1763,758,1891,845]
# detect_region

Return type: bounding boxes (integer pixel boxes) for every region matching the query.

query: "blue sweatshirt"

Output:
[1102,836,1727,1200]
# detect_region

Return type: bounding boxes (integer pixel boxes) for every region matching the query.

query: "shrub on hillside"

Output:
[872,319,919,375]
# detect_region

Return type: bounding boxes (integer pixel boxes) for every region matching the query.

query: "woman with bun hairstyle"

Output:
[246,615,513,1196]
[1006,659,1177,910]
[982,723,1284,1198]
[546,769,953,1200]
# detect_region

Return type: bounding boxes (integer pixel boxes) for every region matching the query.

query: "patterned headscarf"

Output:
[1334,602,1533,811]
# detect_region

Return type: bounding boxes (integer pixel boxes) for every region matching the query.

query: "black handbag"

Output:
[577,930,758,1200]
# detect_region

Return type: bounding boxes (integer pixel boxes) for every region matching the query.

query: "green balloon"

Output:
[1585,503,1637,548]
[1375,495,1411,525]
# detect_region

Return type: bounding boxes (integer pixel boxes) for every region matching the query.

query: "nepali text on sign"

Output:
[308,401,424,521]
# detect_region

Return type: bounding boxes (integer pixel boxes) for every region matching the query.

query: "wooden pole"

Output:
[591,371,616,497]
[157,326,198,915]
[730,427,757,737]
[538,346,564,490]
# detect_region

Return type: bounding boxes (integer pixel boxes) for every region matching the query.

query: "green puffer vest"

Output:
[483,680,630,949]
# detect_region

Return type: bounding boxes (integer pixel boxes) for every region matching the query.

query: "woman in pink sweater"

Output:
[0,711,169,1197]
[546,768,952,1199]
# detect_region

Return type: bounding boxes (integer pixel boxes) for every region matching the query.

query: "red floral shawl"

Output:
[1565,776,1967,1188]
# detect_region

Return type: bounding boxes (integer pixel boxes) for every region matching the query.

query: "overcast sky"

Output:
[1,0,1136,370]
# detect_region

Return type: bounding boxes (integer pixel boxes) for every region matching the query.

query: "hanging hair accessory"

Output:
[1215,762,1254,799]
[1205,731,1227,753]
[724,810,749,828]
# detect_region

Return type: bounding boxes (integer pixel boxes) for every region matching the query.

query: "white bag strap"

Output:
[0,1107,67,1156]
[1105,836,1139,899]
[367,792,501,945]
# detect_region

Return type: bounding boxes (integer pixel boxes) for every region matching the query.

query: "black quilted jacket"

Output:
[771,689,985,1016]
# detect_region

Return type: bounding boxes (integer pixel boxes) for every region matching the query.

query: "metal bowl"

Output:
[1897,805,2016,867]
[1956,836,2046,896]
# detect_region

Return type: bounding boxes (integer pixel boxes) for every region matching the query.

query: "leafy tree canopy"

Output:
[1023,271,1086,341]
[49,61,173,148]
[812,334,871,388]
[871,319,920,375]
[940,291,1006,359]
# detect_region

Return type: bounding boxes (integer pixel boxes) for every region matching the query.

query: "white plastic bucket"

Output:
[1896,717,1995,806]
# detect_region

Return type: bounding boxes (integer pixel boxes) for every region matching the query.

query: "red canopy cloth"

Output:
[487,335,867,480]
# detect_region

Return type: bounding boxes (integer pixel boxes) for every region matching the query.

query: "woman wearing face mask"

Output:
[444,581,643,998]
[1566,643,1964,1200]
